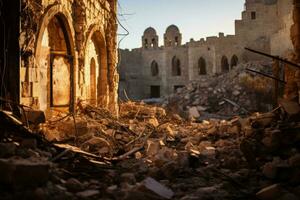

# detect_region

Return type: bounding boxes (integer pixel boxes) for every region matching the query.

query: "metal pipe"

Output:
[245,47,300,70]
[246,68,287,84]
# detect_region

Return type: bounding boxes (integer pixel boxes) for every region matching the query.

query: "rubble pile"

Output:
[163,62,275,119]
[0,100,299,199]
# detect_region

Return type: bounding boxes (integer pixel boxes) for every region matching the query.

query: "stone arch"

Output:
[35,5,76,112]
[151,60,159,76]
[198,57,207,75]
[35,5,76,60]
[172,56,181,76]
[221,56,229,73]
[230,55,238,68]
[84,24,108,107]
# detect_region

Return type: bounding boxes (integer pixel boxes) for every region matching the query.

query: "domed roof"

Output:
[144,27,157,36]
[165,25,180,34]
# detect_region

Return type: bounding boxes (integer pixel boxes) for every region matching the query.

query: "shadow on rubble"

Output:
[0,97,299,200]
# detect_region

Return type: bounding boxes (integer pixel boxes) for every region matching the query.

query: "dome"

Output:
[144,27,157,36]
[165,25,180,34]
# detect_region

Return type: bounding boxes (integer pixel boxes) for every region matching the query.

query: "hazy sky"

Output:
[117,0,245,49]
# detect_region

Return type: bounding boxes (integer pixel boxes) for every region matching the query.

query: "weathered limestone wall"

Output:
[19,0,119,115]
[284,0,300,102]
[270,0,294,56]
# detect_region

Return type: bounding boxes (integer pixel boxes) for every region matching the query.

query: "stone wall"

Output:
[19,0,118,115]
[284,0,300,103]
[119,0,295,100]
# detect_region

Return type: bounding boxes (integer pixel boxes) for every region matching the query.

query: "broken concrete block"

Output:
[0,158,50,187]
[142,177,174,199]
[256,184,284,200]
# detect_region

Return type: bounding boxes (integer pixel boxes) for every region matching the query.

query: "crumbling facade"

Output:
[0,0,119,116]
[119,0,294,100]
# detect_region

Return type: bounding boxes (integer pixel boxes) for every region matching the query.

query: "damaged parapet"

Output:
[16,0,119,116]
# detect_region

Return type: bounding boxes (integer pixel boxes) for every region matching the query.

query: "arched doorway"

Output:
[221,56,229,73]
[84,28,108,106]
[198,57,207,75]
[38,14,74,111]
[172,56,181,76]
[230,55,238,69]
[90,58,96,105]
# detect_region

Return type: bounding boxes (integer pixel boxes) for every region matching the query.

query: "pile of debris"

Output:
[0,99,299,199]
[163,62,275,120]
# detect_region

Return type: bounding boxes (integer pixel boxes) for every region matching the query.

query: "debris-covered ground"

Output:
[0,98,299,200]
[163,62,276,120]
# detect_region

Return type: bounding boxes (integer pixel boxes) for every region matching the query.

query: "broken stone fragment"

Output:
[148,117,159,127]
[0,158,50,187]
[188,107,201,119]
[232,90,240,96]
[65,178,84,192]
[146,139,161,157]
[140,177,174,199]
[76,190,100,198]
[256,184,284,200]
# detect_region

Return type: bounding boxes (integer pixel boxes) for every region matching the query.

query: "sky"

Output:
[117,0,245,49]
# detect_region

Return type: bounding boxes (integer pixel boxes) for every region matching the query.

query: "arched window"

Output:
[230,55,238,68]
[198,57,207,75]
[221,56,229,73]
[172,56,181,76]
[151,60,159,76]
[151,38,156,48]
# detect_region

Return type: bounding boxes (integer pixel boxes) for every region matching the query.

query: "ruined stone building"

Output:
[119,0,295,100]
[0,0,119,116]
